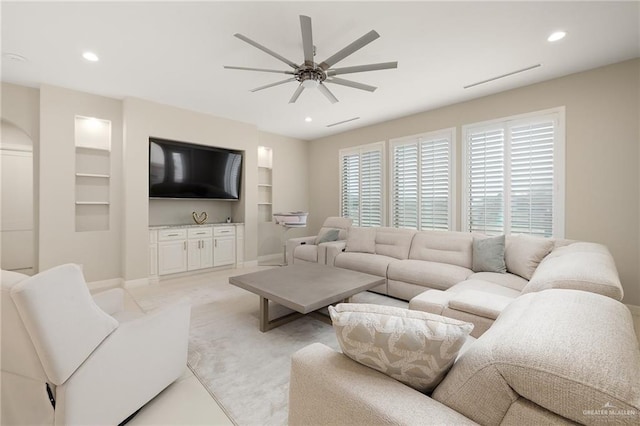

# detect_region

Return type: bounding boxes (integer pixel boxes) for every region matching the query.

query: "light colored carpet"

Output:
[131,268,407,426]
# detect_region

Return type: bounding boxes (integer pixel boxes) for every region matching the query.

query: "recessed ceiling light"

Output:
[305,117,312,123]
[547,31,567,42]
[82,51,99,62]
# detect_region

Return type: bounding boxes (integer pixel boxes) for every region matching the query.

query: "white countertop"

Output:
[149,222,243,230]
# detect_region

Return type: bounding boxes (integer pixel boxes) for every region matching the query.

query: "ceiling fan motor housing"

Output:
[296,67,326,87]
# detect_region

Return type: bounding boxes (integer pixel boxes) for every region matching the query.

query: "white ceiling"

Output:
[2,1,639,140]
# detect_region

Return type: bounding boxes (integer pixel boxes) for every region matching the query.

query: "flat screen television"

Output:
[149,138,243,200]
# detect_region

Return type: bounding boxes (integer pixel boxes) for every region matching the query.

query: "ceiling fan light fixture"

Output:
[302,79,319,89]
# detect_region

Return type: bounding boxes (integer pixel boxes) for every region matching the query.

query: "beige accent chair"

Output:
[286,216,352,264]
[289,289,640,425]
[1,264,191,425]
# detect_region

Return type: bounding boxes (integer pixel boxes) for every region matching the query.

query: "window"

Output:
[339,142,384,227]
[391,129,454,230]
[462,108,565,237]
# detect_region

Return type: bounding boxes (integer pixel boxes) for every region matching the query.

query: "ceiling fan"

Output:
[224,15,397,104]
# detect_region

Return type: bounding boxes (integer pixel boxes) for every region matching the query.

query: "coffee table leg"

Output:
[259,296,303,332]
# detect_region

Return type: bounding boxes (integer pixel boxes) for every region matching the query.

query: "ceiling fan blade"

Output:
[325,77,377,92]
[289,84,305,103]
[318,30,379,70]
[234,33,299,69]
[224,66,295,75]
[327,61,398,76]
[318,83,339,104]
[300,15,314,67]
[250,78,296,92]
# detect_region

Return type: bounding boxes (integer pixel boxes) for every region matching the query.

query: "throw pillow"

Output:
[345,227,376,254]
[505,234,554,280]
[329,303,474,393]
[472,235,506,273]
[315,228,340,245]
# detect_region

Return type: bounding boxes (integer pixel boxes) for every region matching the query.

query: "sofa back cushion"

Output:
[374,227,416,260]
[409,231,474,269]
[432,289,640,425]
[523,242,623,300]
[345,227,376,254]
[10,264,119,385]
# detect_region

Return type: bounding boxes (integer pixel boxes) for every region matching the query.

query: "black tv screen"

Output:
[149,138,243,200]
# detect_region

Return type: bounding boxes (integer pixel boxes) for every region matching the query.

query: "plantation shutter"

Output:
[359,149,383,227]
[421,137,450,230]
[392,143,418,228]
[509,121,555,237]
[466,128,505,234]
[339,143,384,227]
[340,153,360,224]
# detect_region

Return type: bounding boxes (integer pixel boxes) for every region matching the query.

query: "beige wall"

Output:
[257,131,310,258]
[39,85,124,281]
[308,59,640,305]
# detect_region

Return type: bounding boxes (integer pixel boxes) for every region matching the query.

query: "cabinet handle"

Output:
[168,233,179,237]
[196,232,205,235]
[184,241,186,250]
[215,240,217,248]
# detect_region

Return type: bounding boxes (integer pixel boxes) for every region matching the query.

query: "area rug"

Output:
[131,269,407,426]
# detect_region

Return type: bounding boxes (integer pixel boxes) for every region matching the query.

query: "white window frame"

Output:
[389,128,456,231]
[461,107,565,238]
[338,141,386,227]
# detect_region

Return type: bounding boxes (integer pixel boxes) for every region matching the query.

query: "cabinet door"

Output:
[187,239,202,271]
[200,238,214,269]
[235,225,244,266]
[158,240,187,275]
[149,244,158,276]
[214,237,235,267]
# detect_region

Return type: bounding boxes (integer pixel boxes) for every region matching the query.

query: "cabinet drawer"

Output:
[188,227,213,239]
[214,226,236,237]
[158,229,187,241]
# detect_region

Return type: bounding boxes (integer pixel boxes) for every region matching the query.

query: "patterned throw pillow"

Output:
[329,303,474,393]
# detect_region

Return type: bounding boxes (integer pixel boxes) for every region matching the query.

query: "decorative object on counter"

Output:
[273,212,309,266]
[192,211,208,225]
[226,217,232,223]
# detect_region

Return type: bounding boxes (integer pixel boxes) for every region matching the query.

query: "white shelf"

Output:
[257,202,272,205]
[76,201,110,205]
[76,173,110,178]
[257,184,272,187]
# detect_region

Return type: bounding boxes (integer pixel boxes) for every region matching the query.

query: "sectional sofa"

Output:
[289,289,640,425]
[288,226,623,337]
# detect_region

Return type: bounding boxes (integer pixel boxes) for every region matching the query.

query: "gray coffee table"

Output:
[229,264,385,332]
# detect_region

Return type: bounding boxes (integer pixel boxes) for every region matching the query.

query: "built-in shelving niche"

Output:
[74,116,111,232]
[258,146,273,223]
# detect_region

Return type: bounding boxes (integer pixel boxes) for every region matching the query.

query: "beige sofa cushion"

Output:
[374,227,416,259]
[408,231,474,269]
[432,289,640,425]
[504,234,554,280]
[468,271,528,291]
[329,303,473,393]
[293,244,319,263]
[524,242,623,300]
[345,227,376,253]
[335,252,395,277]
[387,259,473,291]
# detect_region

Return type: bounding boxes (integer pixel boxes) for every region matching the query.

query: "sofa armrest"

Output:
[92,288,125,315]
[286,236,318,264]
[289,343,477,426]
[325,241,347,266]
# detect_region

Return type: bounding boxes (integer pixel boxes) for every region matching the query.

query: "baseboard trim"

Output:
[87,278,122,292]
[626,303,640,315]
[243,260,259,267]
[124,277,150,289]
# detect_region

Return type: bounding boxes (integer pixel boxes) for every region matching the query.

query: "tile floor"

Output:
[122,267,640,426]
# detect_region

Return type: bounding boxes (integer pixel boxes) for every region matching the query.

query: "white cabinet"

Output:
[214,226,236,267]
[151,224,242,277]
[149,230,158,276]
[187,227,213,271]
